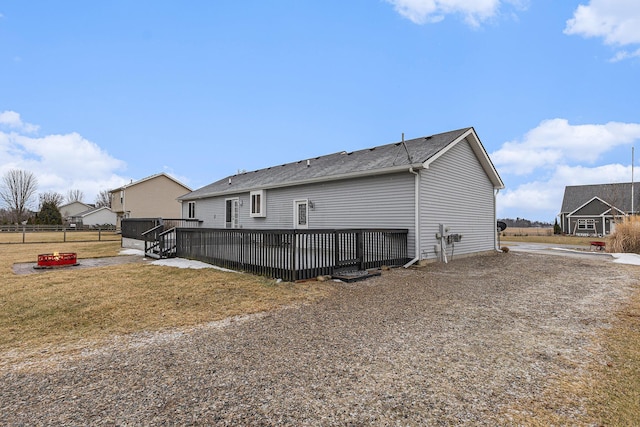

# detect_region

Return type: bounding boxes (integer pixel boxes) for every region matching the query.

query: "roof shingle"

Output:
[180,128,484,200]
[560,182,640,214]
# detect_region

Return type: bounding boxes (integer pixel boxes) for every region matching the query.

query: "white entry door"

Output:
[225,198,239,228]
[294,200,308,229]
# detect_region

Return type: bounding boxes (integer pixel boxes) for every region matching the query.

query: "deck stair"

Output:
[142,225,177,259]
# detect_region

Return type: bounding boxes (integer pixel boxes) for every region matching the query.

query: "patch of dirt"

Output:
[2,251,639,425]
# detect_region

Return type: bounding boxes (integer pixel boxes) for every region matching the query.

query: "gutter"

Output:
[404,166,421,268]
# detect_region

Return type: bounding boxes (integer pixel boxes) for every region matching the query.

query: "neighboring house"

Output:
[59,201,94,222]
[559,182,638,235]
[69,206,117,228]
[178,127,505,262]
[110,173,192,228]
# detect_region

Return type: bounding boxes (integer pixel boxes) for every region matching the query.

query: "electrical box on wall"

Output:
[447,234,462,244]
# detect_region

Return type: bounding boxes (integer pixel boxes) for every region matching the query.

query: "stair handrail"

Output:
[158,226,177,258]
[142,224,164,258]
[141,224,164,237]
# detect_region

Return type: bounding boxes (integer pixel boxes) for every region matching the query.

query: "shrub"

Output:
[608,219,640,254]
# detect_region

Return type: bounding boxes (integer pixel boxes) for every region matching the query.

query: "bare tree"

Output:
[66,189,84,203]
[0,169,38,224]
[95,189,111,208]
[39,191,65,208]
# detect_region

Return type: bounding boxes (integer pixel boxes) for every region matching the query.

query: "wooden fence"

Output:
[175,228,410,281]
[0,225,119,244]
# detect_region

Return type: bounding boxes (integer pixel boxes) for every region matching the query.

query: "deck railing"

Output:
[121,218,202,240]
[175,228,410,281]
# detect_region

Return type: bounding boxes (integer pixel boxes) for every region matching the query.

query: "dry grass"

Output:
[501,233,595,246]
[503,278,640,426]
[498,232,640,425]
[0,241,334,364]
[501,226,554,237]
[608,219,640,254]
[588,289,640,425]
[2,238,639,424]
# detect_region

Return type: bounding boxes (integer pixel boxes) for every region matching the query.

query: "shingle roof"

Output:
[109,172,191,193]
[72,206,113,217]
[180,127,503,200]
[560,182,640,214]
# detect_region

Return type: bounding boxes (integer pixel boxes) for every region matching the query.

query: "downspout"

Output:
[494,188,501,252]
[404,167,421,268]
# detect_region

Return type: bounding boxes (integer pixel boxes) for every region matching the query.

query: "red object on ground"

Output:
[36,252,78,267]
[590,241,606,251]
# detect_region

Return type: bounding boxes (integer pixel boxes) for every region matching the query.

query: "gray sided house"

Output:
[559,182,638,236]
[178,127,504,263]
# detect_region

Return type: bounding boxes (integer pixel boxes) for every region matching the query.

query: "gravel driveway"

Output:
[1,250,638,425]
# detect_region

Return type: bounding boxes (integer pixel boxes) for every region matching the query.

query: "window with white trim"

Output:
[187,201,196,219]
[250,190,266,217]
[577,219,595,230]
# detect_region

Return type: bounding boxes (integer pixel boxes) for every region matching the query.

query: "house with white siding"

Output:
[178,127,504,264]
[59,201,94,222]
[69,206,117,228]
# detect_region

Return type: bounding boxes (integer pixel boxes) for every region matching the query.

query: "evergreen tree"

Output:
[36,201,63,225]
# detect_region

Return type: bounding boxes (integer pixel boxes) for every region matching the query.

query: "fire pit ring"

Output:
[34,252,79,269]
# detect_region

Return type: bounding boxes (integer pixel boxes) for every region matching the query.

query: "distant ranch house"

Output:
[178,127,505,264]
[559,182,638,236]
[59,201,94,222]
[69,206,117,228]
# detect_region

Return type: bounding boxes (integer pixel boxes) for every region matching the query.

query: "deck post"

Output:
[291,230,297,281]
[357,230,364,270]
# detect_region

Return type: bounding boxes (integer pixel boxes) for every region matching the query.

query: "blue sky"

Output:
[1,0,639,222]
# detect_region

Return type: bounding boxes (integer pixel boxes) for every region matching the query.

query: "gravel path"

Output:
[1,251,638,425]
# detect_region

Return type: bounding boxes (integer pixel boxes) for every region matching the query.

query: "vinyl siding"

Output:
[60,202,92,218]
[124,176,188,219]
[419,138,495,260]
[573,199,610,215]
[186,173,416,254]
[80,209,117,226]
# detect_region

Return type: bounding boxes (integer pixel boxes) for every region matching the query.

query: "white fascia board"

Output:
[422,128,505,189]
[568,196,620,216]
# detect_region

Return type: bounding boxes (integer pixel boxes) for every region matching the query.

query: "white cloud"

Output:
[610,47,640,62]
[0,111,130,205]
[385,0,525,27]
[497,163,634,220]
[565,0,640,60]
[491,119,640,175]
[0,111,39,133]
[494,118,640,221]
